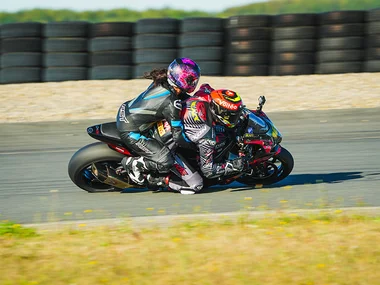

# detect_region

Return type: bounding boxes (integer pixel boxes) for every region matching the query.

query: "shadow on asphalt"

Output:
[212,172,368,194]
[118,172,377,194]
[272,172,366,187]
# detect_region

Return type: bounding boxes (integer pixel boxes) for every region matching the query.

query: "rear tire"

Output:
[68,142,126,193]
[237,146,294,186]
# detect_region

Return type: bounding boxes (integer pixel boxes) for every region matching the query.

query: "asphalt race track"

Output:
[0,108,379,224]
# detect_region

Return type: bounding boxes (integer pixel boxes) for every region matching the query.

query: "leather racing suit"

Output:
[167,84,243,192]
[116,82,190,174]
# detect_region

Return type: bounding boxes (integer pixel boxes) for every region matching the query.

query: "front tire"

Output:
[237,146,294,186]
[68,142,126,193]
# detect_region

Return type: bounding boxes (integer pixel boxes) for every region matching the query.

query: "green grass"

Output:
[0,221,38,238]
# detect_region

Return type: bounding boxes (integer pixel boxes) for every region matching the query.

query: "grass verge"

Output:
[1,213,379,285]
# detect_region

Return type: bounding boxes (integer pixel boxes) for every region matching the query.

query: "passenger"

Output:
[116,58,201,185]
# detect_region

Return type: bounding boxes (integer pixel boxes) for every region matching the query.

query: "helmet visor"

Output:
[185,75,199,93]
[214,104,242,128]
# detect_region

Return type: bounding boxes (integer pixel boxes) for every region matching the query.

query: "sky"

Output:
[3,0,266,13]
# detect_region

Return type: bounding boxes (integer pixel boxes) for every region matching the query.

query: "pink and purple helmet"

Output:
[167,58,201,93]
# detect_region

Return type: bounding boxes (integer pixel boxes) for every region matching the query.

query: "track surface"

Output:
[0,108,379,224]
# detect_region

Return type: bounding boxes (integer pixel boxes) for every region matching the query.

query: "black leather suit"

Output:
[116,82,190,173]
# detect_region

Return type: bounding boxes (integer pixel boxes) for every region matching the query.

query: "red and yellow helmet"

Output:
[210,89,243,128]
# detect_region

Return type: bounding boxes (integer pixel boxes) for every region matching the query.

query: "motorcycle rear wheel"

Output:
[68,142,127,193]
[237,146,294,186]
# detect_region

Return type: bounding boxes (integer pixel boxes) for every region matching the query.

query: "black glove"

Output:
[224,157,245,175]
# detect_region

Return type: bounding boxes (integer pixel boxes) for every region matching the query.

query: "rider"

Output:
[116,58,201,185]
[148,83,247,194]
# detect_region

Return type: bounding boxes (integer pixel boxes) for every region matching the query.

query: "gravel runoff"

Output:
[0,73,379,123]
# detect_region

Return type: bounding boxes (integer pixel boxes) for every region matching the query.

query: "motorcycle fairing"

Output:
[242,111,282,146]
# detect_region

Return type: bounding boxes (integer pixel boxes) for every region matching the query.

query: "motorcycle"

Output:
[68,96,294,193]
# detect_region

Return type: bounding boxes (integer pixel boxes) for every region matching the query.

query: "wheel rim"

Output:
[239,156,287,184]
[267,157,285,178]
[256,161,278,179]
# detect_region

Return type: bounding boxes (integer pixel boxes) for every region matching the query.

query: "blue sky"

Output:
[3,0,265,12]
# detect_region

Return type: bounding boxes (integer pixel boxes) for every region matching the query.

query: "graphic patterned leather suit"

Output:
[166,84,245,193]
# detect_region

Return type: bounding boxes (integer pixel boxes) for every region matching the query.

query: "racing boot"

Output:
[146,174,195,194]
[146,173,170,191]
[121,156,148,185]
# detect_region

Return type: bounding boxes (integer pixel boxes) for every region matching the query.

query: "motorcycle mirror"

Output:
[258,96,266,105]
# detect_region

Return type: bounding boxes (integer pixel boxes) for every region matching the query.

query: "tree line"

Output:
[1,0,379,23]
[220,0,380,17]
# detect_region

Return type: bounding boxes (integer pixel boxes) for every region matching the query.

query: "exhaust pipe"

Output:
[91,163,141,189]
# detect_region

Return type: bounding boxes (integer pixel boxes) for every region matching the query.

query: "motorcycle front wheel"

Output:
[237,146,294,186]
[68,142,126,193]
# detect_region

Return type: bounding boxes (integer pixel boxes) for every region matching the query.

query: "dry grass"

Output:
[1,214,379,285]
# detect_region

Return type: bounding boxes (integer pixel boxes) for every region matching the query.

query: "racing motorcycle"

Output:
[68,96,294,193]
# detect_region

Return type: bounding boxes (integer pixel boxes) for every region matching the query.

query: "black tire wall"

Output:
[179,17,224,76]
[270,13,317,76]
[133,19,179,78]
[364,9,380,72]
[1,9,380,84]
[42,22,89,82]
[88,22,134,80]
[0,23,43,83]
[316,10,366,74]
[224,15,272,76]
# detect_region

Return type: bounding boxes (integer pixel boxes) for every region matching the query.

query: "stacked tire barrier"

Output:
[179,17,225,75]
[316,11,366,74]
[224,15,272,76]
[365,9,380,72]
[133,18,179,78]
[43,22,89,82]
[270,13,317,75]
[0,22,42,84]
[89,22,134,80]
[1,9,380,84]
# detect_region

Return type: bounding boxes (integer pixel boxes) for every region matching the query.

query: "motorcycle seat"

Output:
[101,122,122,142]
